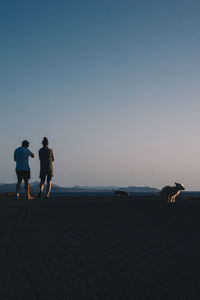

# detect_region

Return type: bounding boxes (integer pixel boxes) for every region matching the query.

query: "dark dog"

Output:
[160,182,185,203]
[113,190,130,197]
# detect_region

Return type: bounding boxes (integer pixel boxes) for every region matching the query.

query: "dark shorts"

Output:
[40,170,53,183]
[16,170,30,180]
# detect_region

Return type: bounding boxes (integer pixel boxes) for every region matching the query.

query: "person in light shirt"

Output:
[14,140,34,200]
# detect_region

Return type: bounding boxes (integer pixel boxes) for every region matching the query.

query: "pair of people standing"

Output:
[14,137,54,200]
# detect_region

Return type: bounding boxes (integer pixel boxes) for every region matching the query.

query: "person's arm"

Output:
[29,149,34,158]
[51,150,54,162]
[39,149,41,161]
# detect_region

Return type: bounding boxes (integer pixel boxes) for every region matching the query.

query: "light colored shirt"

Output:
[14,147,33,171]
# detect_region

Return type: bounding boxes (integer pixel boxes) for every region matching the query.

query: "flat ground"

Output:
[0,194,200,300]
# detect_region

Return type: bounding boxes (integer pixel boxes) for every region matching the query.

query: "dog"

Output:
[160,182,185,203]
[113,190,130,197]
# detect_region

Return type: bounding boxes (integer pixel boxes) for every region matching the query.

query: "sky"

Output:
[1,0,200,189]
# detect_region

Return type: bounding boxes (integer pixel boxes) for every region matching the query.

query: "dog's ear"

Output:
[175,182,178,185]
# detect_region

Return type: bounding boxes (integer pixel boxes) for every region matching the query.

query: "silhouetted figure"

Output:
[38,137,54,199]
[113,190,130,197]
[161,182,185,203]
[14,140,35,200]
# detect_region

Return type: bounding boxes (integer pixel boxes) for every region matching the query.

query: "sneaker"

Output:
[27,195,34,200]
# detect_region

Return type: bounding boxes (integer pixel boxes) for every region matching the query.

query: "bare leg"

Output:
[24,179,29,197]
[40,182,44,193]
[46,180,51,198]
[38,180,45,198]
[16,178,22,199]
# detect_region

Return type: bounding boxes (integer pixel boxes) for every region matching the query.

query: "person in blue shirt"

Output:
[14,140,34,200]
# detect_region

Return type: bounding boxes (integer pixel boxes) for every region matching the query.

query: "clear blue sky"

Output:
[1,0,200,189]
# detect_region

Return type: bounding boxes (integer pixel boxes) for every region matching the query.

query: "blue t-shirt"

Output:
[14,147,33,171]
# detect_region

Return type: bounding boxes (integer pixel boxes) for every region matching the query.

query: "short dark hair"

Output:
[42,137,49,146]
[22,140,29,147]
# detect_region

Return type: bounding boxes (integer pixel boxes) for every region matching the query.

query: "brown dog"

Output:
[161,183,185,203]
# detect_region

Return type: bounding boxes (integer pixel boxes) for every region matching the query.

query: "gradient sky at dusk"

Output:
[1,0,200,189]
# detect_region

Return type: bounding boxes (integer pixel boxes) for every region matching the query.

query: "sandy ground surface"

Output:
[0,194,200,300]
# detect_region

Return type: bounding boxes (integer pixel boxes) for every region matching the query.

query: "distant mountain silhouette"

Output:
[0,182,160,194]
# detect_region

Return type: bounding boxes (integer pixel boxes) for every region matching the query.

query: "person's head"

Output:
[42,137,49,146]
[22,140,29,148]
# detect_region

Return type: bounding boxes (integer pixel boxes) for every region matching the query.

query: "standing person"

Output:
[38,137,54,199]
[14,140,35,200]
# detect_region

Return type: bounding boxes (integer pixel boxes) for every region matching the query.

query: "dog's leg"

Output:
[171,196,176,203]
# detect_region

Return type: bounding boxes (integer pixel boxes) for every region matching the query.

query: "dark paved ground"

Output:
[0,194,200,300]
